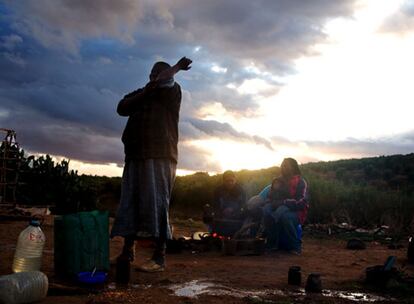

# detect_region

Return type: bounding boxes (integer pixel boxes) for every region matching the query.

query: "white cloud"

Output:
[380,0,414,33]
[229,78,276,96]
[98,57,113,65]
[0,34,23,50]
[211,64,227,73]
[2,52,26,67]
[0,109,10,119]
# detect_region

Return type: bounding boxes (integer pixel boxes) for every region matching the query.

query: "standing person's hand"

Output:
[156,57,192,81]
[176,57,192,71]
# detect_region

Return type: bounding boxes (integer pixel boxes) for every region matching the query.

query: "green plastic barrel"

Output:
[54,210,109,277]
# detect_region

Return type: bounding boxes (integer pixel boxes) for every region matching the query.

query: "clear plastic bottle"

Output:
[0,271,48,304]
[12,220,46,273]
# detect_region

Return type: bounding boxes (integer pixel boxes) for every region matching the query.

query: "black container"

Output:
[116,256,130,284]
[305,273,322,293]
[166,239,183,254]
[222,238,265,256]
[346,238,366,250]
[408,236,414,263]
[365,265,392,286]
[288,266,301,286]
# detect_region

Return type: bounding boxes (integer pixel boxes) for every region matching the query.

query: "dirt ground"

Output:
[1,217,413,304]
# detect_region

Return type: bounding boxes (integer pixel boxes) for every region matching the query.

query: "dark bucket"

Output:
[305,273,322,293]
[115,256,130,285]
[288,266,301,286]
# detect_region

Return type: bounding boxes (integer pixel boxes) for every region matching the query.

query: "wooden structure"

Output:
[0,128,21,207]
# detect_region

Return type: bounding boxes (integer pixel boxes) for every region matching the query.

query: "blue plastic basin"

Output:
[77,271,107,284]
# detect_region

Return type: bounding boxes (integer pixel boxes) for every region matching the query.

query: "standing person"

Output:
[257,158,309,254]
[111,57,192,272]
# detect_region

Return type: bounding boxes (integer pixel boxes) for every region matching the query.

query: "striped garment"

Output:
[286,175,309,225]
[110,158,176,239]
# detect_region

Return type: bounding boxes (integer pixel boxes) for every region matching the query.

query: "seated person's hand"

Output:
[270,199,283,210]
[283,199,297,210]
[246,195,265,210]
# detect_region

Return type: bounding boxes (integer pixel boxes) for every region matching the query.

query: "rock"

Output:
[346,238,366,250]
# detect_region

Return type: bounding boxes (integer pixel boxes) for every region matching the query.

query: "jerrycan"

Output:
[12,219,46,273]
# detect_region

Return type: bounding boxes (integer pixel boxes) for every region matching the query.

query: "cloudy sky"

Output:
[1,0,413,176]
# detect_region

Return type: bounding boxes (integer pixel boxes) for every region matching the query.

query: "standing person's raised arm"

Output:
[117,82,156,116]
[117,57,192,116]
[155,57,192,81]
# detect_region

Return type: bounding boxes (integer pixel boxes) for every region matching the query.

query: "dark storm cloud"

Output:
[0,83,122,136]
[5,0,357,61]
[170,0,356,68]
[0,34,23,50]
[4,0,358,74]
[380,1,414,33]
[0,106,124,164]
[0,0,368,172]
[4,0,146,53]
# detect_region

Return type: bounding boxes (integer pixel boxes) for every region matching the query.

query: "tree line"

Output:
[5,145,414,232]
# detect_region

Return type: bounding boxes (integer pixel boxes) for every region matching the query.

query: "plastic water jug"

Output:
[12,220,46,273]
[0,271,48,304]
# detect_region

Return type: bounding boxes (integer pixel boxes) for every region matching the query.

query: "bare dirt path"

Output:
[1,218,413,303]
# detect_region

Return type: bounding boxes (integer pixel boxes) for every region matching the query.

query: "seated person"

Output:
[239,177,288,239]
[203,170,246,237]
[262,177,290,226]
[264,158,309,253]
[249,158,309,254]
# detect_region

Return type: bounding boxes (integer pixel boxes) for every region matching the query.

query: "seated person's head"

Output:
[222,170,236,190]
[271,177,284,191]
[280,158,301,178]
[270,177,288,201]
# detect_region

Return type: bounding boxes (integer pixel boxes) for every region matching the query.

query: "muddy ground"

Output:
[1,217,413,304]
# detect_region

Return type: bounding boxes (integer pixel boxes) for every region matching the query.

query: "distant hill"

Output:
[303,153,414,192]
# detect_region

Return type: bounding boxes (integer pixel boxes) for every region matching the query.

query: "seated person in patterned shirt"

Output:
[204,170,246,237]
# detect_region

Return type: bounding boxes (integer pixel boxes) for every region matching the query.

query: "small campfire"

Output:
[167,227,265,256]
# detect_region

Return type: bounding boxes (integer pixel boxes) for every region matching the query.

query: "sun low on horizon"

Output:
[1,0,413,177]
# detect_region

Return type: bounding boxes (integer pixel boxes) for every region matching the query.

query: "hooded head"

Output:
[150,61,171,81]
